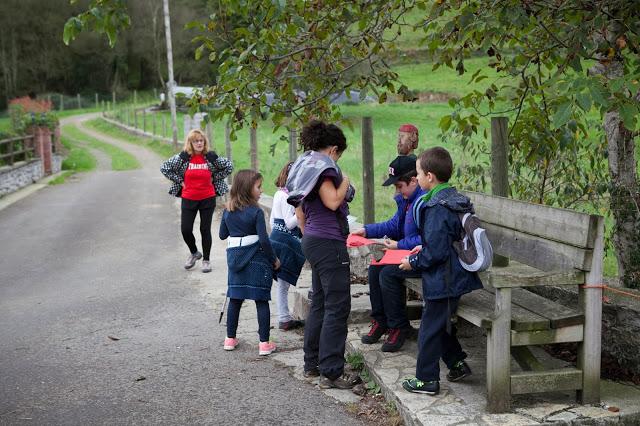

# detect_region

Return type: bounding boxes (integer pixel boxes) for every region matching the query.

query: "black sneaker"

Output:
[381,327,409,352]
[361,320,387,344]
[402,377,439,395]
[447,360,472,382]
[303,368,320,378]
[318,373,362,390]
[279,319,305,331]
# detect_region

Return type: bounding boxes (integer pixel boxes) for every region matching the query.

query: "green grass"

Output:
[0,116,10,134]
[60,135,97,172]
[394,56,503,95]
[49,171,75,185]
[61,124,141,171]
[84,117,177,158]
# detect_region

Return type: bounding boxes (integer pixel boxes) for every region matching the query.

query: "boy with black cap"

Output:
[351,155,424,352]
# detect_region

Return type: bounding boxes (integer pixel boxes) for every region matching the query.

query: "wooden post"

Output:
[134,109,138,129]
[112,91,116,107]
[59,94,64,111]
[95,93,99,109]
[77,93,81,109]
[486,287,512,412]
[143,109,147,133]
[250,124,258,170]
[288,128,297,162]
[577,216,604,405]
[361,117,375,224]
[152,112,157,136]
[134,90,137,105]
[491,117,510,267]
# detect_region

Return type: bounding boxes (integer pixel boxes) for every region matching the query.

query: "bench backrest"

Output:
[462,191,601,272]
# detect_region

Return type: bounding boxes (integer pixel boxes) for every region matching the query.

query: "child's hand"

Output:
[274,258,281,270]
[383,238,398,249]
[351,228,366,237]
[399,257,412,271]
[409,245,422,255]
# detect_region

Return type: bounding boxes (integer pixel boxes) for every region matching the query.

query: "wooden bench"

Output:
[403,191,604,413]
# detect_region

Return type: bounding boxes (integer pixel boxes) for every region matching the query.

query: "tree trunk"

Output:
[599,60,640,288]
[605,106,640,288]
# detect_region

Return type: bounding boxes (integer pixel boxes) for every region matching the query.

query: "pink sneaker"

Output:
[223,337,239,351]
[258,341,276,356]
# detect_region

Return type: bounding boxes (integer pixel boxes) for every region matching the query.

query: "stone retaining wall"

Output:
[0,159,44,196]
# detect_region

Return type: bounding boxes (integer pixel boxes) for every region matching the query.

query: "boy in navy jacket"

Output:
[399,147,483,395]
[352,155,424,352]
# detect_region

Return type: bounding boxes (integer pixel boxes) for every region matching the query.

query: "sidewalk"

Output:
[285,277,640,425]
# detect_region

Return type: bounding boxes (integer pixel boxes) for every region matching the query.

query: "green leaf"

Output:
[576,92,592,112]
[619,104,638,131]
[553,102,572,128]
[439,115,452,132]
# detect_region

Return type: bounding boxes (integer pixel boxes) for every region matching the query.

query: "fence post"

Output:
[134,108,138,129]
[95,93,99,109]
[163,115,167,138]
[143,109,147,133]
[152,112,157,136]
[112,91,116,107]
[134,90,137,105]
[288,128,297,162]
[77,93,81,109]
[361,116,375,224]
[490,116,510,267]
[250,124,258,170]
[59,94,64,111]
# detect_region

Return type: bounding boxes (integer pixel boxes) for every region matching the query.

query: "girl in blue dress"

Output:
[219,170,280,355]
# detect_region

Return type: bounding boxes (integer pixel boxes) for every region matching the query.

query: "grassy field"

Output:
[62,124,140,171]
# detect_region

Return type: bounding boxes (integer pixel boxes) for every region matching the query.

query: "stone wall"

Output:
[0,159,44,196]
[51,154,63,174]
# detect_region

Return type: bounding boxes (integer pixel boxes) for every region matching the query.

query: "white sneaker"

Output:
[202,260,211,273]
[184,251,202,270]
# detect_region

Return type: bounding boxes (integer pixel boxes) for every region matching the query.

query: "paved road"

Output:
[0,114,363,425]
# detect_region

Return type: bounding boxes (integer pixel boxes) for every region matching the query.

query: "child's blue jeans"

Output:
[416,297,467,381]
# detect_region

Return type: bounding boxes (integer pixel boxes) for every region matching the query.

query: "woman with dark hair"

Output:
[286,120,360,390]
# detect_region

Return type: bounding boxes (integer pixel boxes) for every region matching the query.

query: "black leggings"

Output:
[181,197,216,260]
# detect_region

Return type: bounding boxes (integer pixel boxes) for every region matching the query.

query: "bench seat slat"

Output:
[484,287,584,328]
[461,289,550,331]
[479,262,585,288]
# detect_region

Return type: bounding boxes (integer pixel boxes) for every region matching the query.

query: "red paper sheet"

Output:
[371,249,412,265]
[346,234,376,247]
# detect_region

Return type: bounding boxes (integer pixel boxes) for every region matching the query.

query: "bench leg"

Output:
[487,287,511,413]
[578,217,603,405]
[578,284,602,404]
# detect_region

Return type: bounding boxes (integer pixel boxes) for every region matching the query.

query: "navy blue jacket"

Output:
[408,187,483,300]
[364,186,424,250]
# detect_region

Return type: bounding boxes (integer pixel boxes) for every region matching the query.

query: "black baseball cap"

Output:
[382,155,417,186]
